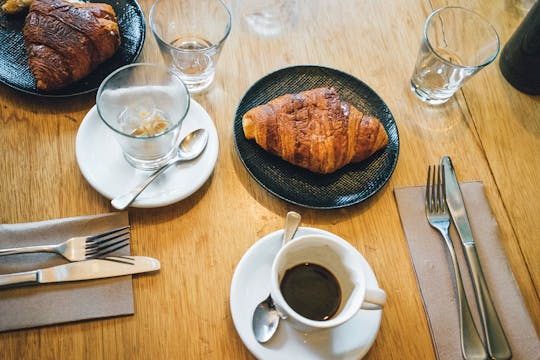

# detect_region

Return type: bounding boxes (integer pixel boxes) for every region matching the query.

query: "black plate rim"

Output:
[233,64,400,209]
[0,0,146,98]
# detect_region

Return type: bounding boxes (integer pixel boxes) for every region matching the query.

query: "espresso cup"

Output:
[270,234,386,332]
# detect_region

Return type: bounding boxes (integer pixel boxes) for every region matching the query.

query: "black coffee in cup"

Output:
[280,263,341,321]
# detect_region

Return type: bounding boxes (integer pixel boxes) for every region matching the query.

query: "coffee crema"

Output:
[280,263,341,321]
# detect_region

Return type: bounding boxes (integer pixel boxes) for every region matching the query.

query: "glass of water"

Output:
[149,0,232,94]
[97,63,190,170]
[410,7,500,105]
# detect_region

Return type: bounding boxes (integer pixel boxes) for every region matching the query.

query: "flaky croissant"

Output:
[23,0,121,91]
[1,0,33,14]
[242,87,388,174]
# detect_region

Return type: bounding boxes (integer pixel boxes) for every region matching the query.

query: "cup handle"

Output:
[360,287,386,310]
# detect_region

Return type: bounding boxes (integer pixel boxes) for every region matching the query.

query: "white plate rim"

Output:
[75,99,219,208]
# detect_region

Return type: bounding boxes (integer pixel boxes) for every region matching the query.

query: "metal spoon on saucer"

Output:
[111,128,209,210]
[252,211,301,343]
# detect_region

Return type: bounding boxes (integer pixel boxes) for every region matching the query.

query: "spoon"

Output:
[111,128,209,210]
[252,211,301,343]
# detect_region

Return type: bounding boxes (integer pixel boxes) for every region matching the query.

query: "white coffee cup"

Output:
[270,234,386,331]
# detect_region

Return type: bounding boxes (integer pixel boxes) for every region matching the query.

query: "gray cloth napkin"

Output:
[0,212,133,332]
[394,181,540,359]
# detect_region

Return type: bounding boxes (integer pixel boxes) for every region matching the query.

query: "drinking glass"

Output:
[96,63,190,171]
[235,0,298,37]
[410,7,500,105]
[149,0,232,93]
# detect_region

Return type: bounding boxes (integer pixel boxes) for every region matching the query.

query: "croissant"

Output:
[1,0,33,14]
[23,0,121,91]
[242,87,389,174]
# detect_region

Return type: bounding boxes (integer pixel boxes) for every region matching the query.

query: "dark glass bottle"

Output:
[499,1,540,95]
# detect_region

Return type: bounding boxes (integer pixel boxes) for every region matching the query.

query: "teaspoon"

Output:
[252,211,301,343]
[111,128,209,210]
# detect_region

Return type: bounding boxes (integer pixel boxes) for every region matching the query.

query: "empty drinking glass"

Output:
[97,63,190,170]
[149,0,232,93]
[410,7,500,105]
[235,0,298,37]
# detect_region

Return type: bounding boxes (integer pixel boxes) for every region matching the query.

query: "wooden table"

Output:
[1,0,538,358]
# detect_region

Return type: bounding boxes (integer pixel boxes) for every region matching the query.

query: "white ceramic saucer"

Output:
[230,227,382,360]
[75,99,219,208]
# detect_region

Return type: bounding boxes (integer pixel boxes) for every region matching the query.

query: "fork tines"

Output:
[425,164,446,213]
[85,225,130,258]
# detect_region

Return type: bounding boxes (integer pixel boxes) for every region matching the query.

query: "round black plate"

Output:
[0,0,145,97]
[233,65,400,209]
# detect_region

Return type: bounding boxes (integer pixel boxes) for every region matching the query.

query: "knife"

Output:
[441,156,511,360]
[0,256,160,288]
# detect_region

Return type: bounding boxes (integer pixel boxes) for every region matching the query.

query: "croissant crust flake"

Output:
[242,87,389,174]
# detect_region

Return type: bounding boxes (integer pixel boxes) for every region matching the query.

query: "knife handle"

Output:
[439,230,488,360]
[463,244,512,359]
[0,270,39,288]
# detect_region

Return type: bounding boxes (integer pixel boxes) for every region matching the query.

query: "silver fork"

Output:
[0,226,130,262]
[425,165,488,360]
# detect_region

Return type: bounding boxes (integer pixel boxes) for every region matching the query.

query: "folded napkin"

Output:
[0,212,133,332]
[394,182,540,360]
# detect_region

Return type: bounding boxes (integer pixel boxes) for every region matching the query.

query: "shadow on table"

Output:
[228,140,389,226]
[0,85,96,116]
[126,173,214,226]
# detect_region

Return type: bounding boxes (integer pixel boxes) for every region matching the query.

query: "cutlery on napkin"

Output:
[0,212,134,332]
[0,256,160,288]
[442,156,511,359]
[394,182,540,360]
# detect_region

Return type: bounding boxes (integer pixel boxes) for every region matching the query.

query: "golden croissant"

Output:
[242,87,389,174]
[23,0,121,91]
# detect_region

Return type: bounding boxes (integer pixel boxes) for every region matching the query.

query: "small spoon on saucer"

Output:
[111,128,209,210]
[252,211,301,343]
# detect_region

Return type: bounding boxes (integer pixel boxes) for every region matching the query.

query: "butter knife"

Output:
[0,256,160,288]
[441,156,511,360]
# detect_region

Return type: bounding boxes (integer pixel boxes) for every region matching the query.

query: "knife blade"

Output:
[0,256,160,288]
[441,156,511,360]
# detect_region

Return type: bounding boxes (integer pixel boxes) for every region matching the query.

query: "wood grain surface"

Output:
[0,0,538,359]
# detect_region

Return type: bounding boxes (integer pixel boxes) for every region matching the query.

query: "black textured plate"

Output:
[0,0,145,97]
[233,65,400,209]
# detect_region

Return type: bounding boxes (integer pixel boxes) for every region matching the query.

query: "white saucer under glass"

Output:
[75,99,219,208]
[230,227,382,360]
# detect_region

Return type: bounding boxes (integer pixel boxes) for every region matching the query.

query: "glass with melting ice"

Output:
[97,63,190,170]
